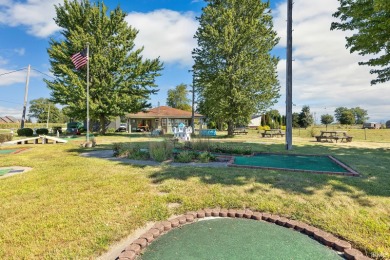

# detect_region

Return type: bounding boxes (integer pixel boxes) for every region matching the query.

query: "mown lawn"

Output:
[0,132,389,259]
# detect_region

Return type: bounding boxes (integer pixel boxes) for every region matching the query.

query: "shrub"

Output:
[175,150,196,163]
[149,140,173,162]
[106,128,116,133]
[198,151,215,163]
[52,126,63,134]
[0,133,13,143]
[112,142,133,157]
[280,125,286,130]
[17,128,34,137]
[257,125,271,131]
[186,138,212,151]
[308,127,318,137]
[36,128,49,135]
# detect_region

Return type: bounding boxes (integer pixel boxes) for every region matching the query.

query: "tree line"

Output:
[31,0,387,134]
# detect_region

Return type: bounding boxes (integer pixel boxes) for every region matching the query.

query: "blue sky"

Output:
[0,0,388,123]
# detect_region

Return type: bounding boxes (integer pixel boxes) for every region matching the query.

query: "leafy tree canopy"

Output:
[193,0,280,135]
[298,105,314,129]
[45,0,163,133]
[331,0,390,85]
[334,106,369,124]
[28,98,64,124]
[166,84,191,111]
[321,114,334,130]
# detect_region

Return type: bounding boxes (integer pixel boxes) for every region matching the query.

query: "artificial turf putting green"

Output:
[0,149,18,154]
[140,218,342,260]
[234,154,349,173]
[0,169,11,176]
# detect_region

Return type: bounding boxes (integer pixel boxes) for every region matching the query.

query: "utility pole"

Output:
[86,43,90,143]
[191,75,195,132]
[21,64,31,129]
[46,103,51,129]
[285,0,293,150]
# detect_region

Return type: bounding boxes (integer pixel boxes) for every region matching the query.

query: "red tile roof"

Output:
[127,106,202,119]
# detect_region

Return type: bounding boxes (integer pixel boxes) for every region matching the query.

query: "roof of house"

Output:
[126,106,203,119]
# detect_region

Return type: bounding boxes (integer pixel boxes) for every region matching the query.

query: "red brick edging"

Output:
[117,208,372,260]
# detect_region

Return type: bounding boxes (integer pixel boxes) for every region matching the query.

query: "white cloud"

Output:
[273,0,390,122]
[0,0,60,37]
[14,48,25,56]
[0,105,23,119]
[125,9,198,66]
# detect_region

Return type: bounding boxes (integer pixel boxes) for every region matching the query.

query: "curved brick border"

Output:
[117,208,372,260]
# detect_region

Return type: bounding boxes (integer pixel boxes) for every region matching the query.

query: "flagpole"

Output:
[86,43,90,143]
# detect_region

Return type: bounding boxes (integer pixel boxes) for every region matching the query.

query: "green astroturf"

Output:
[234,154,348,173]
[140,218,342,260]
[0,169,11,176]
[0,149,17,154]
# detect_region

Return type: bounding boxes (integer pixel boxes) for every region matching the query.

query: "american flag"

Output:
[71,48,88,69]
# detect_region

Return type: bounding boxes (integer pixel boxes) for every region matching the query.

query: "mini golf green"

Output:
[0,168,11,176]
[233,154,349,174]
[140,218,342,260]
[0,149,18,154]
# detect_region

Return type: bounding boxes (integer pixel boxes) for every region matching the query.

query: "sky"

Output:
[0,0,388,123]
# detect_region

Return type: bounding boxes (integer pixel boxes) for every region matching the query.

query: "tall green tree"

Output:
[298,105,314,129]
[192,0,280,136]
[334,107,349,123]
[166,83,191,111]
[331,0,390,85]
[28,98,63,123]
[321,114,334,130]
[339,110,356,125]
[45,0,163,134]
[351,106,369,124]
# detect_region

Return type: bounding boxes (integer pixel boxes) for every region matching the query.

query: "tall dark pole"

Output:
[286,0,293,150]
[21,64,31,129]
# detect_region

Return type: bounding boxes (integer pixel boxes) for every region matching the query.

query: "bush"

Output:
[52,126,63,134]
[175,150,196,163]
[17,128,34,137]
[149,140,173,162]
[198,151,215,163]
[112,142,133,157]
[36,128,49,135]
[0,133,13,143]
[257,125,271,131]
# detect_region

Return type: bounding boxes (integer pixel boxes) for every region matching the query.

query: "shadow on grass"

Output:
[145,142,390,200]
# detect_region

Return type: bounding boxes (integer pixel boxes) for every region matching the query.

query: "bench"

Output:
[199,129,217,136]
[262,129,285,138]
[233,128,248,135]
[315,135,339,142]
[340,135,353,142]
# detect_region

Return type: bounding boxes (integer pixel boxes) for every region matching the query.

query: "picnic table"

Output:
[261,129,285,138]
[233,127,248,135]
[315,131,353,143]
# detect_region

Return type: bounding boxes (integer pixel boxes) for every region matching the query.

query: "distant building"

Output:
[126,106,204,133]
[0,116,20,123]
[248,115,262,129]
[363,122,381,129]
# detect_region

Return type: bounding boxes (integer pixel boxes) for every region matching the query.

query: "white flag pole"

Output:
[86,43,90,143]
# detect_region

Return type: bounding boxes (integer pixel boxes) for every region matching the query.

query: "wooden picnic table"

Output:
[262,129,285,138]
[315,131,353,143]
[233,127,248,135]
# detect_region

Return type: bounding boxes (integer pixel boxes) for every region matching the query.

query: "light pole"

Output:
[285,0,293,150]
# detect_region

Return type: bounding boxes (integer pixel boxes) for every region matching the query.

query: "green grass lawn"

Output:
[0,132,389,259]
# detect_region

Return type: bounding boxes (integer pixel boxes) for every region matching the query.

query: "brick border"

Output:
[117,208,371,260]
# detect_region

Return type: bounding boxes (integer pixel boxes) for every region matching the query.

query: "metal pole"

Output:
[86,43,90,143]
[46,103,50,129]
[285,0,293,150]
[191,77,195,133]
[21,64,31,129]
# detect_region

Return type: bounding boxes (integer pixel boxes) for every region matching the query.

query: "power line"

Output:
[31,68,56,80]
[0,99,23,105]
[0,67,27,77]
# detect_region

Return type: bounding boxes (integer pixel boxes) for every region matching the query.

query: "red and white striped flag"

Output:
[71,48,88,69]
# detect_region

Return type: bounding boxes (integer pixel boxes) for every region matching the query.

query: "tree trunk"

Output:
[99,114,106,135]
[227,121,234,136]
